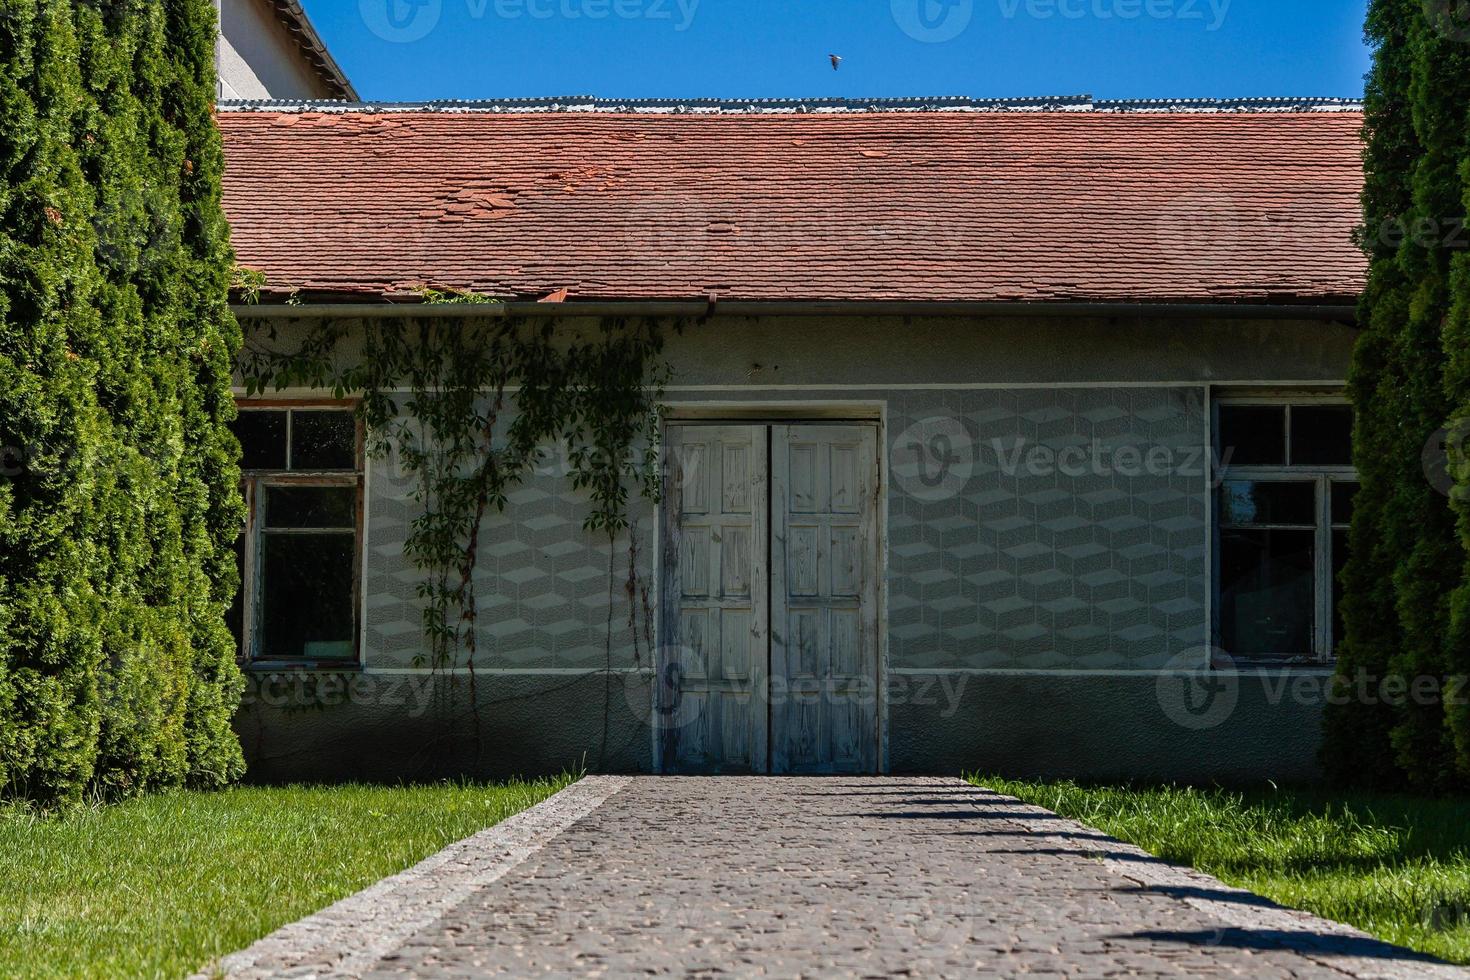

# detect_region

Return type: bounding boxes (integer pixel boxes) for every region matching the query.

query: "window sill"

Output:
[1218,657,1336,672]
[240,661,364,674]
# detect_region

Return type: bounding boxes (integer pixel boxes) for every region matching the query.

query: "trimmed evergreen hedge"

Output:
[1328,0,1470,790]
[1446,10,1470,781]
[0,0,244,803]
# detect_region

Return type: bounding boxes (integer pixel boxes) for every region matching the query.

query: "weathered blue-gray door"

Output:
[659,423,880,774]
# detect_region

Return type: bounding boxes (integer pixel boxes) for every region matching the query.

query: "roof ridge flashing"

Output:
[217,95,1364,115]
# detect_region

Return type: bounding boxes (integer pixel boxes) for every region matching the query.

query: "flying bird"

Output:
[830,54,842,71]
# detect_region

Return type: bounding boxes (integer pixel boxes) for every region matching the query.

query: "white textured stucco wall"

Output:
[217,0,335,101]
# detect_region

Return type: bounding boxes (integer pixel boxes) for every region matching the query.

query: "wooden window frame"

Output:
[236,401,365,669]
[1212,395,1357,665]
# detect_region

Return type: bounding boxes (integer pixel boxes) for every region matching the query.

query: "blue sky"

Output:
[310,0,1371,102]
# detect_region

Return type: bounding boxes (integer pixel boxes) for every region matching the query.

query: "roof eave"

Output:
[230,297,1361,325]
[263,0,358,101]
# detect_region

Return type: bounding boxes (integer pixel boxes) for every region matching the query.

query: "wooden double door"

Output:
[659,423,881,774]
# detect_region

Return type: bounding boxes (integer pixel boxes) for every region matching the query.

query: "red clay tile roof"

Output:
[218,103,1367,306]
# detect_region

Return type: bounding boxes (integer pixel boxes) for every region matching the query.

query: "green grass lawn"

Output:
[0,776,571,979]
[975,776,1470,965]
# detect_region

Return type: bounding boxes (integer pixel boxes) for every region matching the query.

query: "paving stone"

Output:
[349,777,1465,979]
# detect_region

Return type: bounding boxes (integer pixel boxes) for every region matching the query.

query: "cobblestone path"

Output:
[220,777,1467,979]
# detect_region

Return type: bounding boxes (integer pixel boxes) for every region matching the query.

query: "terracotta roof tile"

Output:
[218,104,1367,306]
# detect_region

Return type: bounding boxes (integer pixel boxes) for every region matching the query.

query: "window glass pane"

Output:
[1331,482,1360,526]
[1219,481,1316,527]
[291,411,357,471]
[1292,405,1354,466]
[1220,529,1315,656]
[258,533,355,660]
[1218,405,1286,466]
[1332,528,1349,656]
[233,411,287,470]
[263,486,356,529]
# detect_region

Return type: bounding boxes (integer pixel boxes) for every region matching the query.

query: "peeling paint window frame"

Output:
[231,401,365,669]
[1211,394,1357,665]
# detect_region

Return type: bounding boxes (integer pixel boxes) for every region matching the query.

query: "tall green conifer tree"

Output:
[1331,0,1470,790]
[1440,6,1470,780]
[0,0,244,803]
[1385,6,1470,791]
[1326,0,1423,788]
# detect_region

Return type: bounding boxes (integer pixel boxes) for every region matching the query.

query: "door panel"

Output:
[771,425,881,774]
[659,421,880,775]
[659,425,769,773]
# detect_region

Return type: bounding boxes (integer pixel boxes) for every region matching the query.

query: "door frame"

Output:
[653,403,889,774]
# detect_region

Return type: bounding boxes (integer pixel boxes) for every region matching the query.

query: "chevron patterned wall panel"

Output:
[885,387,1208,671]
[364,445,657,671]
[363,386,1207,672]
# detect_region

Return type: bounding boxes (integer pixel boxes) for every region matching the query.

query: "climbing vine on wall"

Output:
[240,295,676,673]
